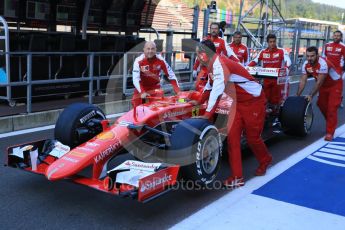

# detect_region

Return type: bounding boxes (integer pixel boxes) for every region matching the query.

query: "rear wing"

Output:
[246,66,288,85]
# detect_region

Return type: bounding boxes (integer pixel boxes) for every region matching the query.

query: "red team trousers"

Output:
[263,78,284,105]
[227,92,271,178]
[317,80,343,135]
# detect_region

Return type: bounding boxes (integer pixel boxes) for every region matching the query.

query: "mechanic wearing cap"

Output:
[195,40,272,188]
[248,34,291,114]
[132,41,180,107]
[297,46,342,141]
[192,22,239,79]
[229,31,250,66]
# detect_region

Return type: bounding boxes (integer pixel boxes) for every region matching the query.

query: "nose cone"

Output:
[45,158,81,181]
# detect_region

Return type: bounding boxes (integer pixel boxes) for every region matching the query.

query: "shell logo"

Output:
[96,131,115,141]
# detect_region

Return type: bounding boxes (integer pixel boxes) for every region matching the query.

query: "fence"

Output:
[0,50,196,113]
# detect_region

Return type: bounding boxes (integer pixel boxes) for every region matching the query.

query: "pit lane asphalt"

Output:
[1,80,345,230]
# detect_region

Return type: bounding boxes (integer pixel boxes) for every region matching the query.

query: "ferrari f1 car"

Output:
[5,67,313,202]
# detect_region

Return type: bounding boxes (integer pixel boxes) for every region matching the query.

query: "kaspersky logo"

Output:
[140,174,172,193]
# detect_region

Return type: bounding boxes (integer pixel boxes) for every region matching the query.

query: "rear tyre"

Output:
[167,118,222,186]
[280,96,313,136]
[55,103,106,148]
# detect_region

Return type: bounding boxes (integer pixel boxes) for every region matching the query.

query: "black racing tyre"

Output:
[166,118,222,186]
[280,96,313,137]
[55,103,106,148]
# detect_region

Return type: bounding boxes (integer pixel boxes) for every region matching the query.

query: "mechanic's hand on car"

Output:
[140,92,150,99]
[192,70,198,80]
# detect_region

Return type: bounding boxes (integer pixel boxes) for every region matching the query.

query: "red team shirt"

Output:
[323,41,345,74]
[229,42,249,65]
[132,54,179,93]
[302,56,341,88]
[193,35,239,71]
[204,55,263,113]
[248,47,291,68]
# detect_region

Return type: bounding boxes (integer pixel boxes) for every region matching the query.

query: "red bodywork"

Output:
[6,91,233,202]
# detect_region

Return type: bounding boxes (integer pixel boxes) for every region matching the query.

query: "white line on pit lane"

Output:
[170,123,345,230]
[0,112,125,139]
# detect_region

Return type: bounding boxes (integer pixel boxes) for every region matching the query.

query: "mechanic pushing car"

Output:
[297,46,342,141]
[195,40,272,189]
[131,41,180,107]
[248,33,291,114]
[192,22,239,80]
[229,31,250,66]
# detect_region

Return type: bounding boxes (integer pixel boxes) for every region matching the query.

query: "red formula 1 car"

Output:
[5,68,313,203]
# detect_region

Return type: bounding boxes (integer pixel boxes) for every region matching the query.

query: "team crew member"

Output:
[323,30,345,76]
[230,31,249,66]
[323,30,345,107]
[248,34,291,112]
[297,46,342,141]
[195,40,272,188]
[132,41,180,107]
[192,22,239,79]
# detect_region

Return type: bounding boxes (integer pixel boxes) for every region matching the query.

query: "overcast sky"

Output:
[312,0,345,9]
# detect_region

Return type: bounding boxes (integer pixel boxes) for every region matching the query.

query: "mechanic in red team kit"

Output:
[248,34,291,113]
[195,40,272,188]
[323,30,345,77]
[229,31,249,66]
[297,46,342,141]
[323,30,345,107]
[192,22,239,79]
[132,41,180,107]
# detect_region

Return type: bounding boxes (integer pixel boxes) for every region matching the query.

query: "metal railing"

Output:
[0,51,196,113]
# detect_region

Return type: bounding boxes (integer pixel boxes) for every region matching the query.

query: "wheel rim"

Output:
[304,102,313,132]
[201,134,220,174]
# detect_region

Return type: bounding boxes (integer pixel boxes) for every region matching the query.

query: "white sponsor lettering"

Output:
[163,110,187,119]
[140,174,172,193]
[86,142,100,147]
[62,156,79,163]
[94,141,121,163]
[80,110,96,124]
[141,65,149,71]
[215,108,230,115]
[124,161,161,171]
[110,160,162,173]
[76,147,94,152]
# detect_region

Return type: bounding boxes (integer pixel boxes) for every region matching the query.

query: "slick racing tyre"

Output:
[55,103,106,148]
[280,96,313,137]
[167,118,222,186]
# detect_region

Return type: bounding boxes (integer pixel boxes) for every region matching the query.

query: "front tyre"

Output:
[167,118,222,186]
[55,103,106,148]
